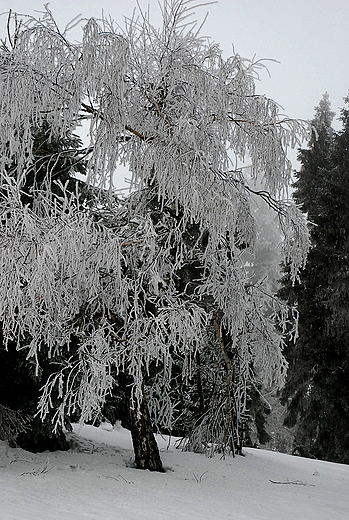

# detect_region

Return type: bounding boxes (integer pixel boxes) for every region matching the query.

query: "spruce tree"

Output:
[0,123,87,451]
[281,93,349,463]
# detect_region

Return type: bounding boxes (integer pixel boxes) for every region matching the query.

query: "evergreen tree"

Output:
[281,93,349,463]
[0,123,87,451]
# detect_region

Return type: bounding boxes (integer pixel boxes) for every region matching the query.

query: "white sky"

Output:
[1,0,348,183]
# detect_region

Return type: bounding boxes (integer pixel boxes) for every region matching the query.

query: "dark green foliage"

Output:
[0,404,30,446]
[4,121,87,206]
[0,123,87,452]
[280,93,349,463]
[0,340,70,451]
[101,391,130,429]
[245,385,271,446]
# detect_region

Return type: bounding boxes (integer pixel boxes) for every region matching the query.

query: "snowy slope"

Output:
[0,423,348,520]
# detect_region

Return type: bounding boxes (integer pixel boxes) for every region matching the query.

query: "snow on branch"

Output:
[0,1,310,444]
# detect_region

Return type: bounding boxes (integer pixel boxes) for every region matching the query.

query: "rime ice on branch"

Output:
[0,1,309,459]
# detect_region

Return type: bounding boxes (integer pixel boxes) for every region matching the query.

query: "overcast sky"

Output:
[1,0,349,182]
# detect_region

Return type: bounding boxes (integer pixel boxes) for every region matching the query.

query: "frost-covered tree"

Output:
[0,1,309,470]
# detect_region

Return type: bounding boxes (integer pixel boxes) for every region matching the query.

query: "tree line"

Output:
[280,92,349,464]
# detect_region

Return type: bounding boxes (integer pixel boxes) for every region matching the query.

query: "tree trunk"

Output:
[126,385,164,472]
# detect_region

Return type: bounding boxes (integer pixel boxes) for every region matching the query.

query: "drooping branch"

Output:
[0,1,311,460]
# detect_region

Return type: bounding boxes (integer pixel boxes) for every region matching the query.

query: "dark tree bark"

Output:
[126,383,164,472]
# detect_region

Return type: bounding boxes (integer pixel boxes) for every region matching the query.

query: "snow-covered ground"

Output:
[1,423,348,520]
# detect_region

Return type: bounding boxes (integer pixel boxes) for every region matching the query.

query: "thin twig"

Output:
[118,474,134,484]
[7,10,13,48]
[269,479,313,486]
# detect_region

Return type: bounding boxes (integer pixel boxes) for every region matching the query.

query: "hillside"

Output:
[0,423,348,520]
